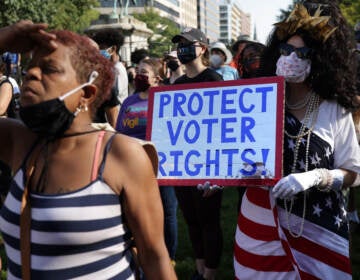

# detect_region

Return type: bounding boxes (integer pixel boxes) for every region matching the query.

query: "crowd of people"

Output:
[0,0,359,279]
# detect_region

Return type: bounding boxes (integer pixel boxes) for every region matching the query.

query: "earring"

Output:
[74,104,88,116]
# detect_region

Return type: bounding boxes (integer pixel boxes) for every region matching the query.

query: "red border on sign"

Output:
[146,76,285,186]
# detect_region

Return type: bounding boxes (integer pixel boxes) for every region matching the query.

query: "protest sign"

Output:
[146,77,284,186]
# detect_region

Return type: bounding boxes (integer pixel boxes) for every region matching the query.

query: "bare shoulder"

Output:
[103,133,158,194]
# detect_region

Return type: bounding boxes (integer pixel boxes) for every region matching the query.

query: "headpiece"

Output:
[274,3,337,43]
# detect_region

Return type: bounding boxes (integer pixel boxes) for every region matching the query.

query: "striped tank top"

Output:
[0,133,136,279]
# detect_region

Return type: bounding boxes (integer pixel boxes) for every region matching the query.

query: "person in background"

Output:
[234,2,360,279]
[0,60,13,117]
[209,42,239,81]
[162,51,184,85]
[116,58,179,267]
[0,21,177,280]
[172,28,223,280]
[239,42,266,79]
[126,65,136,95]
[85,36,120,128]
[131,48,150,66]
[229,34,253,77]
[91,28,128,106]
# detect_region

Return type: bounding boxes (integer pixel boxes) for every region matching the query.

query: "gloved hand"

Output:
[197,181,224,198]
[272,169,323,199]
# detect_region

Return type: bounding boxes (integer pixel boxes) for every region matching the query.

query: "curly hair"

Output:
[50,30,115,114]
[260,0,358,109]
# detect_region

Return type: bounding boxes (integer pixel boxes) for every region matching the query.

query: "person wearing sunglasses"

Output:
[234,2,360,280]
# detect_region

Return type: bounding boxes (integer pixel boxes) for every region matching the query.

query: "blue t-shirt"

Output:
[116,93,148,140]
[213,65,239,81]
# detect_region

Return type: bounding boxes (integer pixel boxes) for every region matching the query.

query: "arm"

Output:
[0,20,57,53]
[0,82,12,115]
[105,105,119,128]
[119,139,176,279]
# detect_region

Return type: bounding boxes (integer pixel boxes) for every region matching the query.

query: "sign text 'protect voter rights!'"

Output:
[146,77,285,186]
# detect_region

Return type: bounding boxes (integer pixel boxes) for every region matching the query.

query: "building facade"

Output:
[219,0,251,44]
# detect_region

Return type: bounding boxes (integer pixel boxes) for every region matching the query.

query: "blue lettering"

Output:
[158,152,167,176]
[241,117,255,142]
[221,117,237,143]
[167,120,183,145]
[256,86,273,112]
[222,149,239,176]
[169,150,183,176]
[206,149,220,176]
[184,120,200,144]
[202,118,218,143]
[221,89,237,114]
[185,150,202,176]
[159,94,171,118]
[239,88,255,113]
[188,92,203,115]
[173,93,186,117]
[203,90,220,115]
[240,149,256,176]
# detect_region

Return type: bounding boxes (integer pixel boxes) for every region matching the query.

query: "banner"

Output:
[146,77,285,186]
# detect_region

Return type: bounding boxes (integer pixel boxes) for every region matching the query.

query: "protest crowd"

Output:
[0,0,359,279]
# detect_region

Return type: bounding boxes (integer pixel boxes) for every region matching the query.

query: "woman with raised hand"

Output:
[0,22,176,280]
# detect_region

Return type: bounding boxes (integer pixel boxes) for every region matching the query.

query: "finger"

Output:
[280,185,295,199]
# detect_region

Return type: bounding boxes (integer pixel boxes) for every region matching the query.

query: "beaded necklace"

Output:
[283,91,320,238]
[285,90,312,111]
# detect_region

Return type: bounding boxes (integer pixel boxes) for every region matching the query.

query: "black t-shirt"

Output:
[93,85,120,123]
[174,68,223,84]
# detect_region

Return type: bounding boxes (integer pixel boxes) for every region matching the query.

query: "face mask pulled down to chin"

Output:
[19,71,98,140]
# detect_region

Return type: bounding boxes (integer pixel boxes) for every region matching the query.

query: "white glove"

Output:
[272,169,322,199]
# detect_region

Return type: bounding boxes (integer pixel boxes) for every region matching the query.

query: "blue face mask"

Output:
[100,49,111,60]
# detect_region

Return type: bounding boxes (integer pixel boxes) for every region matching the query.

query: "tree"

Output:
[0,0,99,32]
[277,0,360,27]
[132,8,180,58]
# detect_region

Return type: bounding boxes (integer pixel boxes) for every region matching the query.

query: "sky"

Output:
[238,0,294,44]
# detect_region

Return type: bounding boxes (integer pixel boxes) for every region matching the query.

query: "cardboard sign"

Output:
[146,77,284,186]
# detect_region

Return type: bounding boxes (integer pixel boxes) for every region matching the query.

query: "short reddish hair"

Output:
[50,30,115,112]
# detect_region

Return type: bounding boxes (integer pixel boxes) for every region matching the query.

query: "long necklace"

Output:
[283,91,320,238]
[285,90,312,111]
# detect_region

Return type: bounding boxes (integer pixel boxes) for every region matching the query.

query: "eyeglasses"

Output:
[279,43,313,59]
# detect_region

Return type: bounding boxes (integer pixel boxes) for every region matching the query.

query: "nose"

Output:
[23,66,41,82]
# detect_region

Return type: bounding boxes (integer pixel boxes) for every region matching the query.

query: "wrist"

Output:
[315,168,344,192]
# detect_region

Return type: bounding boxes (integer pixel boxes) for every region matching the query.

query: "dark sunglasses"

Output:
[279,43,313,59]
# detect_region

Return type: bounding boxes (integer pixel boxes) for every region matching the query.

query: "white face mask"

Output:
[276,52,311,83]
[210,54,223,68]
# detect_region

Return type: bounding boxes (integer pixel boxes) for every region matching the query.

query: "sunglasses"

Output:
[279,43,313,59]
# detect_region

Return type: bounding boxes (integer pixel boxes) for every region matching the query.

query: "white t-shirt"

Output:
[114,62,128,105]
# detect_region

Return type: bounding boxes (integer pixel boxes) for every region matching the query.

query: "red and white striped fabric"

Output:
[234,187,352,280]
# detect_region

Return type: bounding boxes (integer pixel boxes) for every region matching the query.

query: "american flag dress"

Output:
[234,100,360,280]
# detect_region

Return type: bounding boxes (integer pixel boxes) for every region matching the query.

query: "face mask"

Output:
[276,52,311,83]
[19,71,98,139]
[100,49,111,60]
[177,45,197,64]
[167,60,180,72]
[243,57,261,76]
[134,74,151,92]
[210,54,223,68]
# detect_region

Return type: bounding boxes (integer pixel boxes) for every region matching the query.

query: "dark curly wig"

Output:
[260,0,358,109]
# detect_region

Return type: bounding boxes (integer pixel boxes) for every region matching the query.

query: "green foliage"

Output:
[0,0,100,32]
[132,8,180,58]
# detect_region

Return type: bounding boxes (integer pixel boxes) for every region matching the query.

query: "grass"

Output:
[0,187,359,280]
